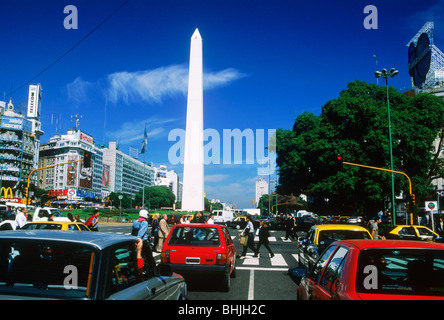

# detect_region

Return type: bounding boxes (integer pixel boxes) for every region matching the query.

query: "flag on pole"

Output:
[140,123,148,154]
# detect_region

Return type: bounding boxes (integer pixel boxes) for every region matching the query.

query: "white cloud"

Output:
[66,64,247,105]
[205,174,228,183]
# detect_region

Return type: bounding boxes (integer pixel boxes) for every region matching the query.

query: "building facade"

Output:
[0,84,44,201]
[102,141,154,200]
[255,177,268,205]
[38,129,104,206]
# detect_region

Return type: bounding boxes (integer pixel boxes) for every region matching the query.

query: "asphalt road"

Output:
[99,223,303,300]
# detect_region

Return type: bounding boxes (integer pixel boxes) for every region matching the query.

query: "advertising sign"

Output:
[66,155,78,186]
[425,201,438,211]
[102,164,110,187]
[79,162,93,189]
[27,84,41,118]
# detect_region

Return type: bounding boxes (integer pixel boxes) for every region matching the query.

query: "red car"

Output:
[159,223,236,292]
[292,239,444,300]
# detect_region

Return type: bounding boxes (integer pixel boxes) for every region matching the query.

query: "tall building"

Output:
[255,177,268,205]
[0,84,44,201]
[102,141,154,200]
[38,128,104,206]
[153,164,179,201]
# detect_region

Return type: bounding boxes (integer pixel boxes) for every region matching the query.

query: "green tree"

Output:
[135,186,176,210]
[277,80,444,218]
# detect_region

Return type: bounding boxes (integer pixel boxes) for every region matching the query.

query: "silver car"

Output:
[0,230,187,300]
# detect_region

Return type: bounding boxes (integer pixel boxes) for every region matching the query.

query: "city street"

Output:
[100,223,303,300]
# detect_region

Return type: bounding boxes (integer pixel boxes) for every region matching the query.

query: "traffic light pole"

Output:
[25,159,83,207]
[342,161,414,226]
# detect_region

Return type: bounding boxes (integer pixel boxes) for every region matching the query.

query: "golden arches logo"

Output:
[0,187,13,198]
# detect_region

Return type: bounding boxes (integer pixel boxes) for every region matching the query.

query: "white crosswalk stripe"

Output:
[270,253,287,266]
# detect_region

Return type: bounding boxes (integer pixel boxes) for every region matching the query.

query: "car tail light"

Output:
[216,253,227,265]
[161,252,170,263]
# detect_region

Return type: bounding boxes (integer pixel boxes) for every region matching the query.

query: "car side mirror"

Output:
[159,264,173,277]
[289,267,307,285]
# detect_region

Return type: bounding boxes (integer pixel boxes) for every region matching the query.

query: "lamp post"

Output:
[375,68,398,226]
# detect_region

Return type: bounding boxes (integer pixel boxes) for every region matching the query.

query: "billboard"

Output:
[79,162,93,189]
[102,164,110,187]
[66,155,78,186]
[27,84,41,118]
[1,117,32,132]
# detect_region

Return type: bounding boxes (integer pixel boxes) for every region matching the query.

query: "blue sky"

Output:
[0,0,443,208]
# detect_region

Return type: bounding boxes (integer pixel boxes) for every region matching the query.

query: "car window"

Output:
[399,227,416,236]
[167,226,221,247]
[417,227,434,236]
[318,230,371,247]
[222,227,233,245]
[309,245,337,283]
[78,224,90,231]
[67,224,79,231]
[106,243,140,297]
[356,248,444,296]
[0,240,95,299]
[320,246,348,292]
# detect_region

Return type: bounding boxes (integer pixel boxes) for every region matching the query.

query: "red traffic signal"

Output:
[83,151,92,168]
[335,154,343,169]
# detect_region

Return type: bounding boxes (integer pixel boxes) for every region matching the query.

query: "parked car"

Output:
[292,239,444,300]
[20,221,91,231]
[385,225,443,242]
[298,224,372,271]
[0,230,187,300]
[160,223,236,292]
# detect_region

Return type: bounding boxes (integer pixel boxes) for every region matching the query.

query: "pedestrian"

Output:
[370,216,385,239]
[151,213,160,250]
[48,213,55,222]
[157,214,170,253]
[284,213,295,240]
[132,209,149,241]
[87,209,100,231]
[15,207,27,229]
[185,215,192,224]
[436,216,444,237]
[257,220,274,258]
[180,214,187,224]
[239,215,260,259]
[207,213,214,224]
[192,211,206,223]
[67,212,74,222]
[74,214,82,222]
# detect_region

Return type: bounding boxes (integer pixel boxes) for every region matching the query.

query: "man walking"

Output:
[157,214,170,253]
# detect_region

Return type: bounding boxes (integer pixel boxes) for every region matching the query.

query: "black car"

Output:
[0,231,187,300]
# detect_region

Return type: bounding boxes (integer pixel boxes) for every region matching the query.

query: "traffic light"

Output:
[411,194,415,205]
[24,187,28,198]
[335,154,343,170]
[83,151,91,168]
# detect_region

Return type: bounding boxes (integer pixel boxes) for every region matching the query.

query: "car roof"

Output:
[0,230,137,250]
[25,221,84,225]
[334,239,444,250]
[313,224,370,231]
[173,223,223,228]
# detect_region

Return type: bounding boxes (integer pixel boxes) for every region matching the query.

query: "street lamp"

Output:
[375,68,398,226]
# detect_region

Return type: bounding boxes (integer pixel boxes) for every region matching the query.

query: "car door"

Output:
[105,242,168,300]
[315,246,349,299]
[222,226,236,273]
[300,245,337,299]
[398,227,417,240]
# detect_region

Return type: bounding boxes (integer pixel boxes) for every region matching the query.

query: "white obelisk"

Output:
[182,29,204,212]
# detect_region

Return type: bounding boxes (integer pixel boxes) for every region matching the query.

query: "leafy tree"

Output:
[276,80,444,218]
[135,186,175,210]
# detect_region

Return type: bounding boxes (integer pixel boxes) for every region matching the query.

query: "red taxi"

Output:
[292,239,444,300]
[159,224,236,292]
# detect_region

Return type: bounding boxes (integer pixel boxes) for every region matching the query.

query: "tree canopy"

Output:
[276,80,444,217]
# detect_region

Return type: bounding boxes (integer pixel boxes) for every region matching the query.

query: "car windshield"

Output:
[318,230,371,247]
[168,226,221,247]
[356,248,444,296]
[0,240,95,299]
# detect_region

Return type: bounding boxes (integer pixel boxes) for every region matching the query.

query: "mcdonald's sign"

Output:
[0,187,13,198]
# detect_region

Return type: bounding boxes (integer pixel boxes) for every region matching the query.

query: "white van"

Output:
[212,210,235,225]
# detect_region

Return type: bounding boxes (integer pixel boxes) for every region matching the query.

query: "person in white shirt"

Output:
[207,214,214,224]
[15,208,28,229]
